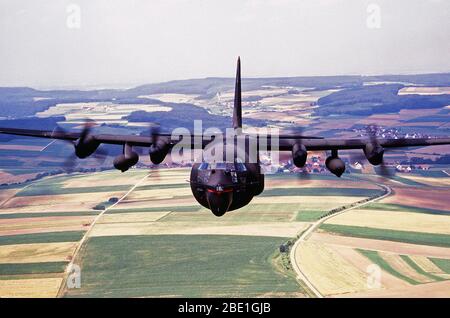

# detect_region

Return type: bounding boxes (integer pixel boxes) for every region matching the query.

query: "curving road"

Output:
[289,181,392,298]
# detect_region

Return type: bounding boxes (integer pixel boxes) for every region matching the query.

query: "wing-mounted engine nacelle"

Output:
[292,143,308,168]
[113,153,139,172]
[364,142,385,166]
[75,135,100,159]
[325,150,345,177]
[149,138,170,164]
[114,144,139,172]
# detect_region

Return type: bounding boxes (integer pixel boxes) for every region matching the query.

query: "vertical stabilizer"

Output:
[232,57,242,129]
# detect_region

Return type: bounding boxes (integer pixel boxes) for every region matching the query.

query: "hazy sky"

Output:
[1,0,449,89]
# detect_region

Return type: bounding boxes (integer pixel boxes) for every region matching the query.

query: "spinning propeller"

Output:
[348,124,395,177]
[52,120,109,172]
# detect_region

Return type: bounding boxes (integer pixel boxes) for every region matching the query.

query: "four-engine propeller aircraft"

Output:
[1,57,450,216]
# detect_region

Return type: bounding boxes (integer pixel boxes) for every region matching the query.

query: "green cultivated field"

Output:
[399,255,445,281]
[357,249,419,285]
[0,231,84,246]
[388,176,427,187]
[0,262,67,275]
[229,203,298,214]
[135,183,189,191]
[430,258,450,274]
[159,203,298,223]
[320,224,450,248]
[295,210,326,222]
[66,235,301,298]
[107,205,200,214]
[16,183,131,196]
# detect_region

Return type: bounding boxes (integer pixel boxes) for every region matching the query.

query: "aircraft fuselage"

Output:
[189,140,264,216]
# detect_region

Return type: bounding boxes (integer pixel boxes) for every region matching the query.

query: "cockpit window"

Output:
[201,161,247,172]
[210,162,234,170]
[215,163,227,170]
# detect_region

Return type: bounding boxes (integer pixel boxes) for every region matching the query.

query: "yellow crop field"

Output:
[253,196,366,210]
[0,145,43,151]
[339,281,450,298]
[398,86,450,95]
[126,187,191,200]
[61,170,148,188]
[398,175,450,187]
[311,232,450,259]
[409,255,447,276]
[379,252,433,283]
[0,278,63,298]
[3,192,125,211]
[296,242,369,296]
[325,209,450,235]
[138,93,199,104]
[108,198,197,210]
[89,221,308,238]
[265,179,379,189]
[329,245,408,290]
[97,212,170,224]
[138,175,188,185]
[0,216,94,234]
[0,242,76,264]
[36,102,172,121]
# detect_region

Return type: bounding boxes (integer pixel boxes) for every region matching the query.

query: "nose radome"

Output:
[206,190,233,217]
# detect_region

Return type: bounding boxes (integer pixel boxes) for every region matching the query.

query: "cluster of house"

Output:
[395,164,430,172]
[353,126,431,140]
[135,152,433,175]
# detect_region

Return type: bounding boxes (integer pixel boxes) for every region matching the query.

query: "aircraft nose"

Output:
[206,189,233,217]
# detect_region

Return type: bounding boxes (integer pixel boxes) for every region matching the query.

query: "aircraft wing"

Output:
[0,127,223,148]
[0,127,155,147]
[0,126,228,148]
[1,126,450,151]
[276,136,450,151]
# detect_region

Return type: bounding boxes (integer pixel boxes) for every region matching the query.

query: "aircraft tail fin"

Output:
[232,56,242,129]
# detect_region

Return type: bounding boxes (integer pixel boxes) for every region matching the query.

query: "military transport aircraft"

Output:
[1,58,450,216]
